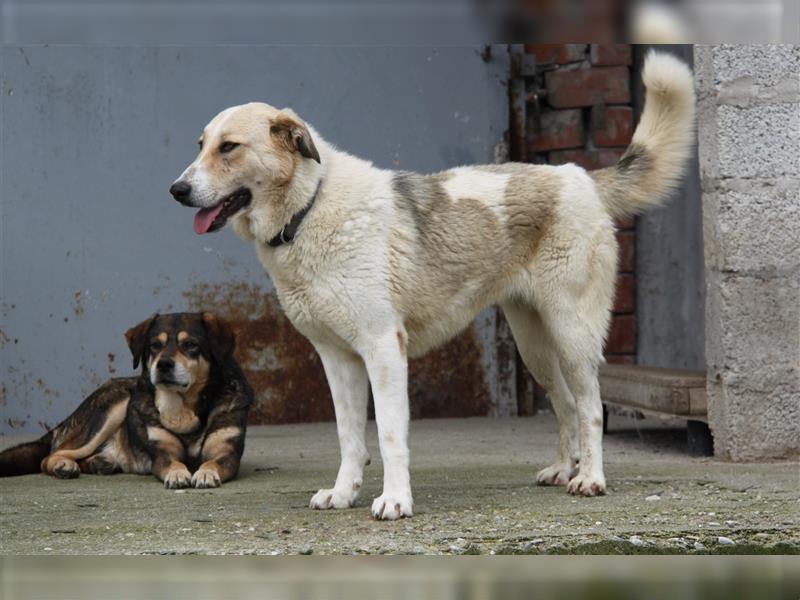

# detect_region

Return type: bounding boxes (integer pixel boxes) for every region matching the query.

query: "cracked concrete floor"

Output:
[1,414,798,555]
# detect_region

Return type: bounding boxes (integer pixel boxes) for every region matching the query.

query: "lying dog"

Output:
[0,312,253,488]
[170,52,695,518]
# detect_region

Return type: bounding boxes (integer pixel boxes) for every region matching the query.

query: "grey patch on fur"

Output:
[590,142,659,218]
[391,171,450,240]
[616,143,652,175]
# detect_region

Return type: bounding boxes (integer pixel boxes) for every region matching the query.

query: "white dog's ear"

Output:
[270,110,321,163]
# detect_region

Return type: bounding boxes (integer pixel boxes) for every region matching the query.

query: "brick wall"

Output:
[514,44,638,413]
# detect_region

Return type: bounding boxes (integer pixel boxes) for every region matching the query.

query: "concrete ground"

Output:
[1,414,798,555]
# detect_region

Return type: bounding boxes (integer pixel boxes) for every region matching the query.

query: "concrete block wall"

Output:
[695,44,800,460]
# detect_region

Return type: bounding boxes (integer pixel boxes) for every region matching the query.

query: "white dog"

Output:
[170,52,695,519]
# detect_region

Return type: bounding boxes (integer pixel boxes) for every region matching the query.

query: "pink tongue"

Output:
[193,203,225,235]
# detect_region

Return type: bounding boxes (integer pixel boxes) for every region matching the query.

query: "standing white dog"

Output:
[170,52,695,520]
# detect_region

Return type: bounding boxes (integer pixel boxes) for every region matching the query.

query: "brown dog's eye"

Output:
[150,341,164,352]
[183,341,199,352]
[219,141,239,154]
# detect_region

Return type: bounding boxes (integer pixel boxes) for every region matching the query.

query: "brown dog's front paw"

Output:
[52,458,80,479]
[164,467,192,489]
[86,454,116,475]
[191,467,221,489]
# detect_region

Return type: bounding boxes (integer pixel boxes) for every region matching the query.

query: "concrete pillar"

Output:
[695,45,800,460]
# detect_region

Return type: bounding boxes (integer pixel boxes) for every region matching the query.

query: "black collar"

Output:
[267,180,322,248]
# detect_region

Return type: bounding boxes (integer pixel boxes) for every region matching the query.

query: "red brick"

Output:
[617,231,635,273]
[604,354,636,365]
[591,106,633,147]
[548,148,625,170]
[613,274,635,314]
[590,44,632,66]
[606,315,636,354]
[527,109,584,153]
[545,66,630,108]
[524,44,587,65]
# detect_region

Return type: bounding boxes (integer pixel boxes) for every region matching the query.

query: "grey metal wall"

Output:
[0,46,510,433]
[635,45,705,370]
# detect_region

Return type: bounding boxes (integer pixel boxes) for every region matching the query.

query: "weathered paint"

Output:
[0,45,511,433]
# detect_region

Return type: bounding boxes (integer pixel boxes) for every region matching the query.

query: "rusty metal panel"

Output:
[0,45,512,433]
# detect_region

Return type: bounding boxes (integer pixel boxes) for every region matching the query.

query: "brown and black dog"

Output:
[0,312,253,488]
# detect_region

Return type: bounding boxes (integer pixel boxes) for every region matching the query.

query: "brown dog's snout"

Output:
[169,181,192,205]
[156,357,175,373]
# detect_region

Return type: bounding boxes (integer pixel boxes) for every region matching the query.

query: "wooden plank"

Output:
[600,364,705,387]
[599,364,707,418]
[689,386,708,416]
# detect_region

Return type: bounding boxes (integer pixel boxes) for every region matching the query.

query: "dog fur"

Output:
[0,313,253,489]
[171,52,695,519]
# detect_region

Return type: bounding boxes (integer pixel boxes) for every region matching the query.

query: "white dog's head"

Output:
[170,102,320,235]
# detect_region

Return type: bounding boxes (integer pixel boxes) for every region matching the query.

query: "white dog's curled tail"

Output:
[591,51,696,218]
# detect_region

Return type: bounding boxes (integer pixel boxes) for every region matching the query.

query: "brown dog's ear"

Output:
[202,312,236,364]
[270,110,321,163]
[125,314,158,370]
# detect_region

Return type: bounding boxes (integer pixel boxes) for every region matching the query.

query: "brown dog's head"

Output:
[125,312,235,391]
[169,103,320,236]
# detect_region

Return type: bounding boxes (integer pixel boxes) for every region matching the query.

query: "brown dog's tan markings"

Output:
[192,425,242,487]
[155,390,201,434]
[0,313,254,489]
[146,425,192,488]
[41,398,129,477]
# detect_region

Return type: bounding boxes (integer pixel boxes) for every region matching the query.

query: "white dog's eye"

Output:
[219,141,239,154]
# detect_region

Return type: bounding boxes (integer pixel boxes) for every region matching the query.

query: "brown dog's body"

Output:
[0,313,253,489]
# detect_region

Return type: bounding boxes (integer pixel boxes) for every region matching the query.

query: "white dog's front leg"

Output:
[309,343,370,510]
[362,330,413,520]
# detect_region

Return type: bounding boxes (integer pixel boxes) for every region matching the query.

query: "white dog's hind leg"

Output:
[501,302,579,486]
[361,329,413,520]
[542,308,607,497]
[561,358,605,496]
[309,343,370,510]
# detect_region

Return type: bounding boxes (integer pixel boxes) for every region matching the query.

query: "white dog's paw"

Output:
[567,472,606,497]
[536,462,577,487]
[164,467,192,489]
[371,492,413,520]
[191,467,222,489]
[309,483,361,510]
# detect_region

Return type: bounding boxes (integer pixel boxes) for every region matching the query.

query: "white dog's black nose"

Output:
[170,181,192,204]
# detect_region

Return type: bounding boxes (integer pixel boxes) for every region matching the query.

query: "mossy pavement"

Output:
[1,415,798,555]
